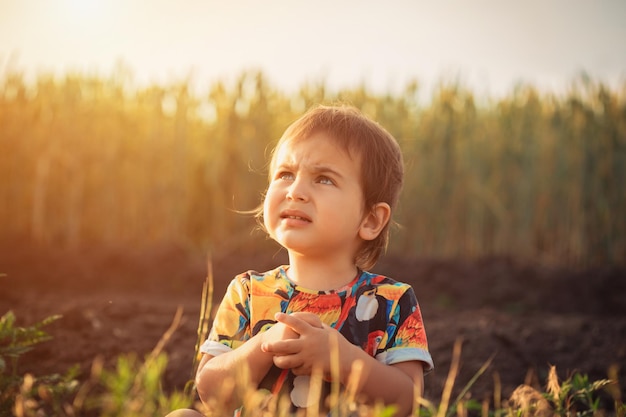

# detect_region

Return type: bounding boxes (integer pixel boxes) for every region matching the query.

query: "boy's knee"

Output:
[164,409,204,417]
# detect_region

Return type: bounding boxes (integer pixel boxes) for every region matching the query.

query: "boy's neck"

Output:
[286,253,359,292]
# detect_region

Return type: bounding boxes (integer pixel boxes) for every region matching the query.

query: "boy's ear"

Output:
[359,202,391,241]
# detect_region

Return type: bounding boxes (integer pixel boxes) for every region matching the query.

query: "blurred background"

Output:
[1,1,626,408]
[1,0,625,266]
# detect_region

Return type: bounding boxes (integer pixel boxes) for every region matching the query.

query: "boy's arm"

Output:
[339,346,424,417]
[263,313,424,417]
[195,333,273,411]
[195,322,300,412]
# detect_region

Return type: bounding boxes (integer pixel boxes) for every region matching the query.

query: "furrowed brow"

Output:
[274,162,296,172]
[310,164,344,179]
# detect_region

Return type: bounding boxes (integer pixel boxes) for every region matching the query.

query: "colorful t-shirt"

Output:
[200,266,433,410]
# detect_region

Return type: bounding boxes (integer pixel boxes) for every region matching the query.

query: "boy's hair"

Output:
[260,104,404,270]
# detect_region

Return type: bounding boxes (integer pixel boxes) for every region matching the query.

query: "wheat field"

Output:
[1,70,624,266]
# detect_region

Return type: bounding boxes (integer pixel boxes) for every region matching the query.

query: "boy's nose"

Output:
[286,178,308,202]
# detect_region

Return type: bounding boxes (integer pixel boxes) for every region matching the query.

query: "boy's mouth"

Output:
[280,210,312,222]
[286,215,307,220]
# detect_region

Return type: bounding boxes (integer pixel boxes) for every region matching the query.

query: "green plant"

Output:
[13,368,80,417]
[94,351,190,417]
[0,310,79,417]
[5,308,195,417]
[545,366,614,417]
[4,304,622,417]
[80,306,193,417]
[0,310,60,375]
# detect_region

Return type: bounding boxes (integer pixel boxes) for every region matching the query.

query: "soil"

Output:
[1,241,625,410]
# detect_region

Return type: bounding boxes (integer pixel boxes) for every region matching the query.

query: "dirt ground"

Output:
[1,241,625,410]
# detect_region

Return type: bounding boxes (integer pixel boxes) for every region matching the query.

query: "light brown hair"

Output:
[260,104,404,270]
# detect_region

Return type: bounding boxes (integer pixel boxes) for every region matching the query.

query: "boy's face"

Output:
[264,133,367,261]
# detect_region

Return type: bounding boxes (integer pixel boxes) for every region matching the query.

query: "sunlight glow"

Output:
[64,0,103,19]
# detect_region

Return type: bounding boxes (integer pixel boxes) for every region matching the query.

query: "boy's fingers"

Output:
[289,312,323,328]
[262,339,300,355]
[274,312,314,334]
[273,354,302,370]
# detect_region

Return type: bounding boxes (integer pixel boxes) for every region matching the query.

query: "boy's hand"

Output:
[261,319,299,348]
[261,312,351,378]
[261,312,323,350]
[287,311,323,328]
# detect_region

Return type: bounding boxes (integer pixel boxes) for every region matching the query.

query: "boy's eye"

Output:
[317,176,334,185]
[277,171,294,181]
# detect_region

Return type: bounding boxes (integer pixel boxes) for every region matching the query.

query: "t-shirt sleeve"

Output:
[378,286,434,373]
[199,274,251,357]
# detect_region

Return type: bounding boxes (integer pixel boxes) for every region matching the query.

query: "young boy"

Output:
[169,105,433,417]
